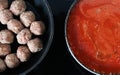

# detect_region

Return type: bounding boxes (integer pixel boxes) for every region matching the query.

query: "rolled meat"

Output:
[0,9,13,24]
[10,0,26,16]
[30,21,45,35]
[0,58,6,72]
[17,28,32,44]
[7,19,24,34]
[20,11,35,27]
[0,0,8,11]
[0,44,11,57]
[27,38,43,53]
[0,30,14,44]
[17,46,31,62]
[5,53,20,68]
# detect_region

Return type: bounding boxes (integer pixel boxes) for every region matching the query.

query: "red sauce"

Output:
[67,0,120,74]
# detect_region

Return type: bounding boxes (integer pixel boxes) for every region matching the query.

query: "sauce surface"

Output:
[67,0,120,74]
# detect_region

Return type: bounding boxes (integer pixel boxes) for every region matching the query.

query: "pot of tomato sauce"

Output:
[65,0,120,74]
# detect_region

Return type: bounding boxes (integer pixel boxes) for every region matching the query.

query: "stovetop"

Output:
[28,0,94,75]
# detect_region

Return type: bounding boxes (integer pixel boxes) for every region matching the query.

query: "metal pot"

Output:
[65,0,99,75]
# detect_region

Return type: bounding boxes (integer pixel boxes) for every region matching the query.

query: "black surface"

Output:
[28,0,94,75]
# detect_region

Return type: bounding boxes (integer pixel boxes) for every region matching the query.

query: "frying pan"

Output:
[0,0,54,75]
[65,0,99,75]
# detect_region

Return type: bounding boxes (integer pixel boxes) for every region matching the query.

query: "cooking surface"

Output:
[28,0,94,75]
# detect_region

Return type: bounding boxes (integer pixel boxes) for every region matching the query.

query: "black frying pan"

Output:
[0,0,54,75]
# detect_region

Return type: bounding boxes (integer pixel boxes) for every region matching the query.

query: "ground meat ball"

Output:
[10,0,26,16]
[20,11,35,27]
[0,9,13,24]
[0,0,8,11]
[0,58,6,72]
[5,53,20,68]
[17,46,31,62]
[0,44,11,57]
[0,30,14,44]
[27,38,43,53]
[17,29,32,44]
[30,21,45,35]
[7,19,24,34]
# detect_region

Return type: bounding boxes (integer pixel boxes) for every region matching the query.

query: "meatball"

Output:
[27,38,43,53]
[17,29,32,44]
[0,0,8,11]
[7,19,24,34]
[0,30,14,44]
[10,0,26,16]
[20,11,35,27]
[0,58,6,72]
[30,21,45,35]
[0,9,13,24]
[0,44,11,57]
[17,46,31,62]
[5,53,20,68]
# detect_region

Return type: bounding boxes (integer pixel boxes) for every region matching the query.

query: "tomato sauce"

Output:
[67,0,120,74]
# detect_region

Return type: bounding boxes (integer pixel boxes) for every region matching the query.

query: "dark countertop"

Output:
[28,0,94,75]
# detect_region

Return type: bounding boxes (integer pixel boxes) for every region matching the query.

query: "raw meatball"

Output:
[17,29,32,44]
[10,0,26,16]
[0,0,8,11]
[30,21,45,35]
[20,11,35,27]
[27,38,43,53]
[0,44,11,57]
[0,9,13,24]
[0,30,14,44]
[5,53,20,68]
[7,19,24,34]
[17,46,31,62]
[0,58,6,72]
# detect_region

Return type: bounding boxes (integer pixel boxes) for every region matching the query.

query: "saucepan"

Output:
[65,0,116,75]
